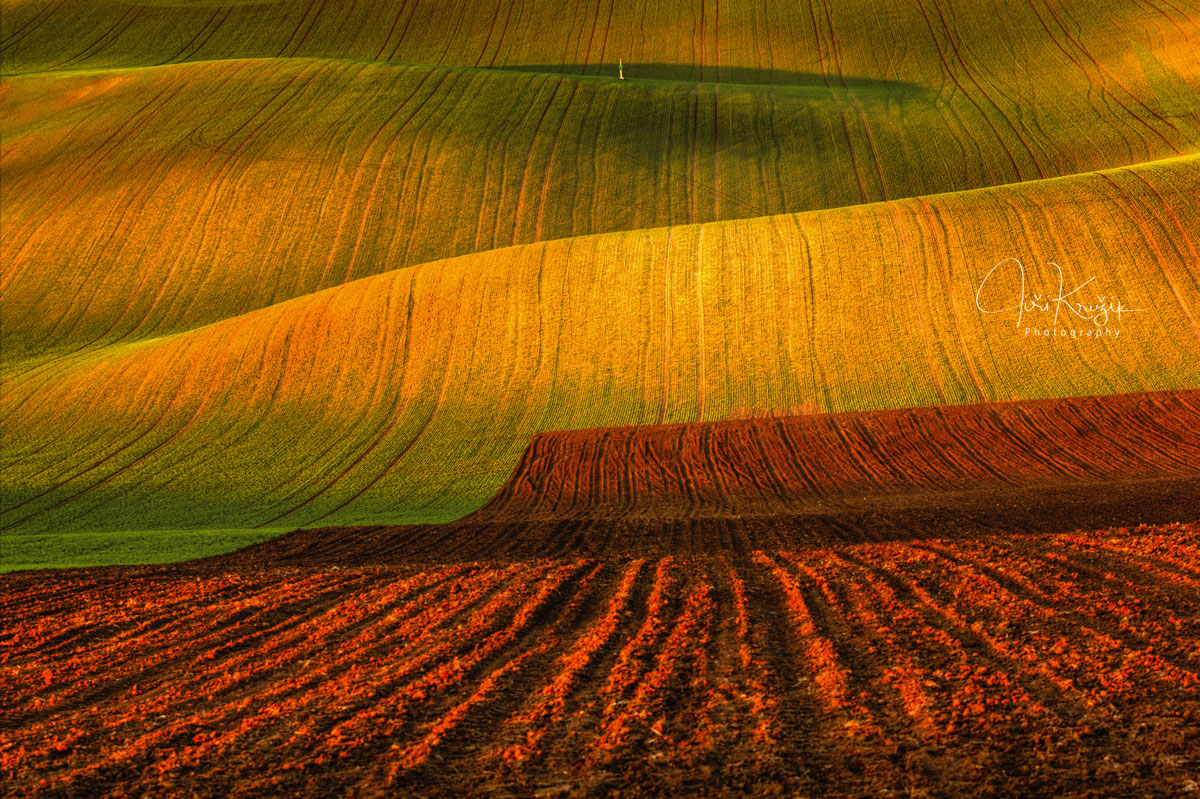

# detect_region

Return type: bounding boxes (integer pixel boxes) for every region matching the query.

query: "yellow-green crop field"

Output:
[6,5,1200,797]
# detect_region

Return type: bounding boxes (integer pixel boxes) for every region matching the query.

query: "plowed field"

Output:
[4,525,1199,798]
[234,391,1200,563]
[5,393,1200,796]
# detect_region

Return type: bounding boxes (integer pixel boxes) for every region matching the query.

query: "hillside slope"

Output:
[4,0,1200,87]
[3,0,1200,558]
[233,390,1200,562]
[3,155,1198,536]
[4,0,1200,361]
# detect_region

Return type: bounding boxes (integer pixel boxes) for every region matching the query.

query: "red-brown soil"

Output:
[6,390,1200,797]
[3,525,1199,798]
[234,391,1200,564]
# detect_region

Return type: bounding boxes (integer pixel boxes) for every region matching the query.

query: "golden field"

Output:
[5,4,1200,797]
[4,154,1199,536]
[2,0,1199,549]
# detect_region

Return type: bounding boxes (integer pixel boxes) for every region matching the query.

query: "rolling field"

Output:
[4,0,1200,795]
[4,0,1200,552]
[3,524,1199,797]
[4,158,1200,544]
[3,44,1196,359]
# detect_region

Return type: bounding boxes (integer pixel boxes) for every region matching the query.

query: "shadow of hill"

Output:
[483,62,930,98]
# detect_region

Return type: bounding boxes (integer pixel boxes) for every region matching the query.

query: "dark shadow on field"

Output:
[181,57,918,224]
[483,62,931,99]
[213,475,1200,567]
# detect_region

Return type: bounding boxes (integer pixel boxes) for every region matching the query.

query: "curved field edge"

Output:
[5,39,1198,360]
[2,153,1199,540]
[10,389,1199,570]
[2,524,1199,798]
[230,389,1200,565]
[468,390,1200,520]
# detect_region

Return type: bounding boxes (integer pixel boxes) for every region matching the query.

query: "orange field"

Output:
[5,160,1200,540]
[4,524,1200,797]
[4,395,1200,796]
[4,0,1200,795]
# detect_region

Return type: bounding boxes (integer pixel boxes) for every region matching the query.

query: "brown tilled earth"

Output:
[4,526,1200,798]
[229,390,1200,565]
[5,391,1200,798]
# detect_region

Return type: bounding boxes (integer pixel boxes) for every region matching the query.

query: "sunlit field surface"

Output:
[4,160,1199,538]
[2,0,1199,795]
[4,0,1200,543]
[4,524,1200,797]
